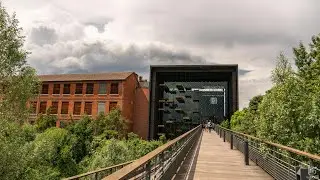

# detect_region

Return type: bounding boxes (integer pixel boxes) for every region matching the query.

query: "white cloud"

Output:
[3,0,320,108]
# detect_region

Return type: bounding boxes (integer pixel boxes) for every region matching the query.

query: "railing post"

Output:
[145,161,151,180]
[230,134,233,149]
[160,152,164,175]
[244,140,249,165]
[220,129,222,138]
[94,172,98,180]
[295,167,308,180]
[223,130,226,142]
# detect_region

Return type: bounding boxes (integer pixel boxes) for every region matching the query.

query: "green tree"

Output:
[0,3,40,122]
[0,120,30,180]
[271,53,294,85]
[81,139,130,172]
[25,128,78,179]
[256,36,320,154]
[35,111,57,132]
[91,109,128,138]
[67,116,93,163]
[293,34,320,82]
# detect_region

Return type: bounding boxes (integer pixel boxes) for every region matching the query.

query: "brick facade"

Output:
[29,72,150,139]
[133,87,149,139]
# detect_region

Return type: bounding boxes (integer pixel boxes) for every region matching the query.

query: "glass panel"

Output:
[98,83,107,94]
[98,102,105,114]
[51,102,58,114]
[73,102,81,115]
[84,102,92,115]
[41,84,49,94]
[110,83,119,94]
[39,101,47,114]
[53,84,60,94]
[61,102,69,114]
[63,84,70,94]
[86,83,94,94]
[75,83,83,94]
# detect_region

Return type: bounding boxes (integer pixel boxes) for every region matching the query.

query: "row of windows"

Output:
[30,101,118,115]
[41,82,119,95]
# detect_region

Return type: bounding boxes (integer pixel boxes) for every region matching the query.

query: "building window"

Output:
[63,84,70,94]
[98,83,107,94]
[110,83,119,94]
[53,84,60,94]
[97,102,105,114]
[30,102,37,114]
[109,101,118,111]
[86,83,94,94]
[61,102,69,114]
[39,101,47,114]
[50,101,58,114]
[84,102,92,115]
[75,83,83,94]
[73,102,81,115]
[41,84,49,94]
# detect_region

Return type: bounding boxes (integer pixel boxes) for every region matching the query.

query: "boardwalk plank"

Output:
[175,131,273,180]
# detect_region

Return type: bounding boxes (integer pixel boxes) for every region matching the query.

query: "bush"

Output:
[36,112,57,132]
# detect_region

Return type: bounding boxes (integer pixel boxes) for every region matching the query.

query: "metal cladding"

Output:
[148,65,239,140]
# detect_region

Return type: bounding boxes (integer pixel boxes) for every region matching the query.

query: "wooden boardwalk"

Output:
[174,131,273,180]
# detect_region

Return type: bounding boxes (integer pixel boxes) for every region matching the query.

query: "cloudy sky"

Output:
[3,0,320,107]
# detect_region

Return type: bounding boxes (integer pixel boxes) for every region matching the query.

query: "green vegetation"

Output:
[229,35,320,155]
[0,3,40,123]
[0,110,165,180]
[0,4,164,179]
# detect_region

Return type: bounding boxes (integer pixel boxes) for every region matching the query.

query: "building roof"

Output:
[38,72,135,82]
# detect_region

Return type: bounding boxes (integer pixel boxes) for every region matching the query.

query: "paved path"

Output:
[175,131,273,180]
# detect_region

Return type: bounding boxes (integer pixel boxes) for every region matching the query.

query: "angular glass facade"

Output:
[149,65,238,140]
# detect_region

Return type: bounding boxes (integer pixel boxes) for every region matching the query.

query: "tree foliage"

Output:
[230,34,320,155]
[35,112,57,132]
[0,3,40,122]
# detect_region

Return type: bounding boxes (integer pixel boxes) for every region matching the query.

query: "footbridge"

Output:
[65,125,320,180]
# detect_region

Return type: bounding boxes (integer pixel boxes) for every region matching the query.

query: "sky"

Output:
[3,0,320,108]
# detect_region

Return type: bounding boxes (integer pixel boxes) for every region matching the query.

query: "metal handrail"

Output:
[218,126,320,161]
[64,161,134,180]
[215,125,320,180]
[104,125,202,180]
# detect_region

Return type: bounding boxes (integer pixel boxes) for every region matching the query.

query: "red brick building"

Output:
[29,72,149,139]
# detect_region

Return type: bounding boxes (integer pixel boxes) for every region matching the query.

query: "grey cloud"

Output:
[192,30,297,48]
[29,26,58,46]
[28,40,251,77]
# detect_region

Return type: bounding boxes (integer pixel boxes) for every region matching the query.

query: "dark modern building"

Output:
[148,65,239,140]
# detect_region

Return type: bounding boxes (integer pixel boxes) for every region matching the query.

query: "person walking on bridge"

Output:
[207,121,212,133]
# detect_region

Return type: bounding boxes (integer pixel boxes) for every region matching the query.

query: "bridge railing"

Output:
[215,125,320,180]
[63,161,134,180]
[103,125,202,180]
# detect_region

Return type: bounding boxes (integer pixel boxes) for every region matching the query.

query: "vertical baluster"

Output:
[230,134,233,149]
[244,140,249,165]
